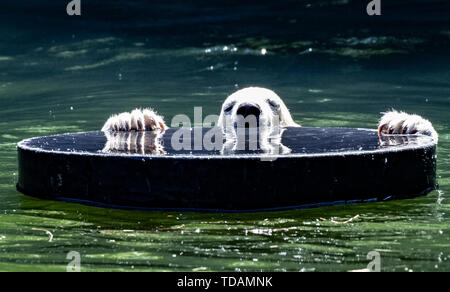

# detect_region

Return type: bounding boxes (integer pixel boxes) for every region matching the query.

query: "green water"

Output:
[1,1,449,271]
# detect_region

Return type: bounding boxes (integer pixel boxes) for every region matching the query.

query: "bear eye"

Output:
[267,99,279,110]
[224,102,235,113]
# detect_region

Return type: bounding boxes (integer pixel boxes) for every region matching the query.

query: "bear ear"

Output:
[277,102,300,127]
[261,88,299,127]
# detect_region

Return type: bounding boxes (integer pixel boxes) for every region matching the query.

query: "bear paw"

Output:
[378,110,437,141]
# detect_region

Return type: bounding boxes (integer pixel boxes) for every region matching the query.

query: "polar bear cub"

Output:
[102,87,438,142]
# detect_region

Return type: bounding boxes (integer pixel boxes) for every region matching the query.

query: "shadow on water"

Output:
[18,190,444,229]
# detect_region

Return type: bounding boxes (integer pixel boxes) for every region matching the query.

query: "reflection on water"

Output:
[221,126,291,155]
[378,134,425,148]
[0,0,450,271]
[100,127,436,156]
[101,126,292,156]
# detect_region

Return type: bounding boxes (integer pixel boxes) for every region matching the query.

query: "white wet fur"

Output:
[378,110,438,141]
[217,87,299,129]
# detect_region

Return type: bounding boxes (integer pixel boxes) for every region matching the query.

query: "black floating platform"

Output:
[17,127,437,212]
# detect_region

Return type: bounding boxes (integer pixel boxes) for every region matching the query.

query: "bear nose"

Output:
[236,104,261,118]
